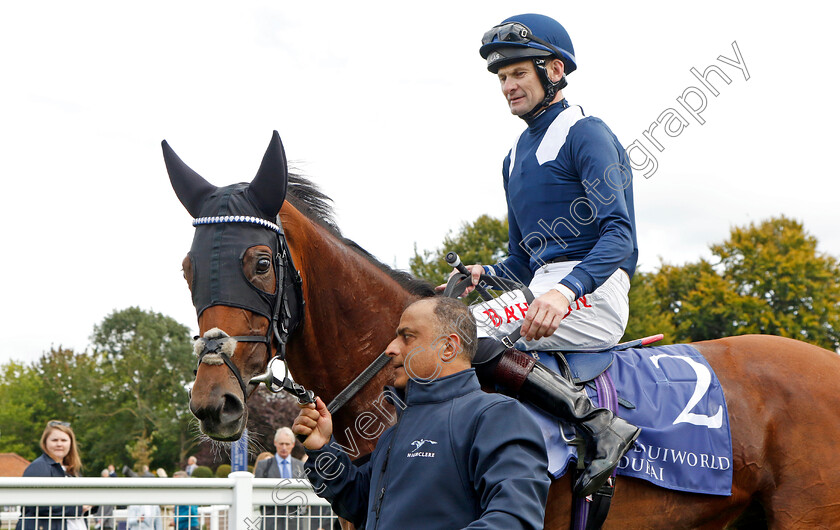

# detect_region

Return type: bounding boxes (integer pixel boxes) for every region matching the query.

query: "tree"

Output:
[711,216,840,348]
[36,347,100,425]
[0,361,50,459]
[643,217,840,349]
[0,347,105,465]
[410,214,509,286]
[126,433,157,472]
[87,307,196,473]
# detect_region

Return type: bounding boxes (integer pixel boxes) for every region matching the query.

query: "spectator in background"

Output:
[107,464,117,477]
[155,468,168,478]
[255,452,272,466]
[140,465,155,477]
[127,505,161,530]
[16,420,91,530]
[255,427,305,530]
[97,469,115,530]
[171,471,199,530]
[184,456,197,477]
[255,428,304,479]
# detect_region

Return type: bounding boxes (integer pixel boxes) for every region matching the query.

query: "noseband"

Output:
[192,214,304,398]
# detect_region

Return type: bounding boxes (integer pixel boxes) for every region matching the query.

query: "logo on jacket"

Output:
[407,439,438,458]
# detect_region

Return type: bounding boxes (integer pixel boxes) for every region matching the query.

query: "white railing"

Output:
[0,473,336,530]
[2,506,237,530]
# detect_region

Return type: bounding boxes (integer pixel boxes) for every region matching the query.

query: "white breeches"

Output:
[471,261,630,352]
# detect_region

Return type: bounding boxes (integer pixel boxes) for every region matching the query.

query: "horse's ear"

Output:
[162,140,217,218]
[248,131,289,218]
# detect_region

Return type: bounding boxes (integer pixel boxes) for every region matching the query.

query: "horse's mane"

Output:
[285,173,435,298]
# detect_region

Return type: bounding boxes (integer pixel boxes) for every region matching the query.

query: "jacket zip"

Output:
[371,406,408,529]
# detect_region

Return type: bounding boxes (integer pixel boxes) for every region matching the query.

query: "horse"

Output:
[164,131,840,529]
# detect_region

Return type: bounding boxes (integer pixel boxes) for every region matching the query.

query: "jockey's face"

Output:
[497,58,564,117]
[497,60,545,116]
[386,300,463,389]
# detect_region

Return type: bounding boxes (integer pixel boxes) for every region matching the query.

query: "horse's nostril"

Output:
[219,393,245,423]
[189,401,208,421]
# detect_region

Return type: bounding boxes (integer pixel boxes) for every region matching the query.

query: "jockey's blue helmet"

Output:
[479,14,577,75]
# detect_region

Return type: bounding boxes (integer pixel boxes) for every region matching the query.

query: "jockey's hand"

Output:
[435,264,484,297]
[521,289,570,341]
[293,397,332,450]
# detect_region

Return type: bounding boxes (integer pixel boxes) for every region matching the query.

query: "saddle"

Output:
[564,351,614,384]
[561,334,662,408]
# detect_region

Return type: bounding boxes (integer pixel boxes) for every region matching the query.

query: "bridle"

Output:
[188,211,384,415]
[187,211,392,418]
[191,214,304,399]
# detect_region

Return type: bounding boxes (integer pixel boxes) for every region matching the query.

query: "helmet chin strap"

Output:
[521,57,567,122]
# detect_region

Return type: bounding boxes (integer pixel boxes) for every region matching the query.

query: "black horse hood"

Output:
[188,184,281,320]
[163,131,291,321]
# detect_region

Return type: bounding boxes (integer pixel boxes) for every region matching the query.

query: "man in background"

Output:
[255,427,305,530]
[184,456,197,477]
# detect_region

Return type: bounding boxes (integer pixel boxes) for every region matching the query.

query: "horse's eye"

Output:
[256,257,272,274]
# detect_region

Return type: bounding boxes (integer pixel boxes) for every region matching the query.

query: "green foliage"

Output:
[215,464,232,478]
[409,214,509,286]
[0,361,49,459]
[710,216,840,347]
[126,433,157,471]
[191,465,214,478]
[621,217,840,348]
[622,260,726,344]
[85,307,197,473]
[641,217,840,348]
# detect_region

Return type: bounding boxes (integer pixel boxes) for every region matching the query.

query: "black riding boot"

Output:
[481,348,641,498]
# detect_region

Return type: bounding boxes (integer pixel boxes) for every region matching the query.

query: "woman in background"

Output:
[16,420,90,530]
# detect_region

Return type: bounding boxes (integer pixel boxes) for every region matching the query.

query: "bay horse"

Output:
[164,132,840,528]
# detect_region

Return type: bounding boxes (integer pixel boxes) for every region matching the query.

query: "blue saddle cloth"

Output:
[525,343,733,496]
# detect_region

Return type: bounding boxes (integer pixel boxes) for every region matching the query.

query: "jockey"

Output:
[458,13,641,497]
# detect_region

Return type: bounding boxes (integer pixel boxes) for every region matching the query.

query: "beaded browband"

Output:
[192,215,282,234]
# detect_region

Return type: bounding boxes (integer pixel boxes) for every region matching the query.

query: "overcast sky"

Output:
[1,1,837,366]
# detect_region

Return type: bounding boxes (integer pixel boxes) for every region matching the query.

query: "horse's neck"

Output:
[280,205,414,398]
